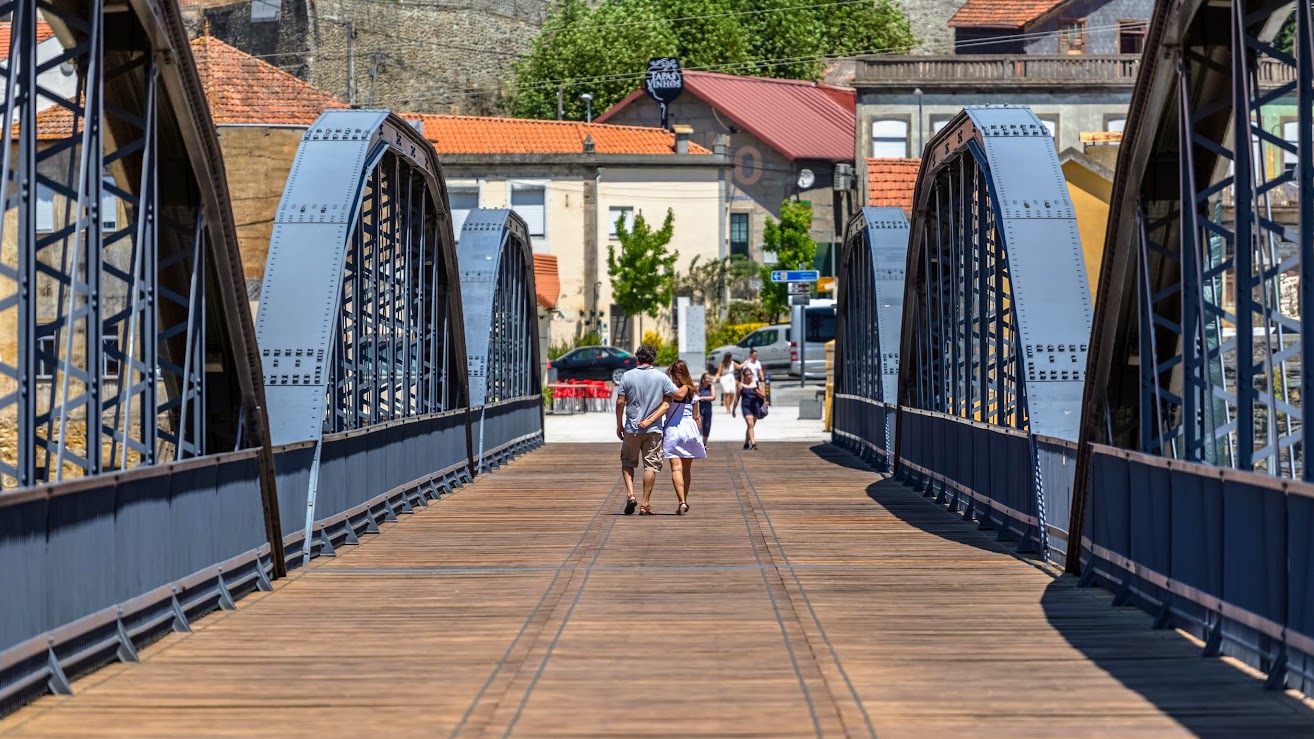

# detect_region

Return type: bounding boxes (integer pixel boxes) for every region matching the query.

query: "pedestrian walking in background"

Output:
[696,373,716,446]
[735,348,764,384]
[715,354,737,417]
[615,344,676,515]
[737,367,767,450]
[663,360,706,515]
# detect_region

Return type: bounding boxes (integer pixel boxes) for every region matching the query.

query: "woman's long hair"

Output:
[668,359,698,397]
[719,353,734,372]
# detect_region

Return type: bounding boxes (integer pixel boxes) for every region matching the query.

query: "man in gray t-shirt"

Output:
[615,343,677,514]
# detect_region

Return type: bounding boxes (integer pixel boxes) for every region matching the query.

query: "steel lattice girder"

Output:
[897,106,1093,442]
[0,0,276,504]
[836,206,909,404]
[255,110,469,447]
[1078,0,1312,478]
[455,209,541,407]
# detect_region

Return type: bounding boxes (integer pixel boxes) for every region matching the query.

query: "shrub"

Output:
[707,321,767,350]
[727,300,773,325]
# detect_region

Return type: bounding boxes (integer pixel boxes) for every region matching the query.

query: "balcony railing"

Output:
[854,55,1142,88]
[855,54,1300,90]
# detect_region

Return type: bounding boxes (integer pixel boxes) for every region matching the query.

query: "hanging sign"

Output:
[644,57,683,129]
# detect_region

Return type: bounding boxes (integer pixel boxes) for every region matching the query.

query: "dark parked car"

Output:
[549,345,637,383]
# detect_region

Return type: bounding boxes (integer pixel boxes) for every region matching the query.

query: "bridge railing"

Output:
[894,409,1040,549]
[279,408,476,563]
[1083,445,1314,693]
[0,451,273,710]
[831,394,896,469]
[1035,435,1077,562]
[472,395,546,473]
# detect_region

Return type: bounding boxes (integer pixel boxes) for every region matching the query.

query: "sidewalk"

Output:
[544,380,829,443]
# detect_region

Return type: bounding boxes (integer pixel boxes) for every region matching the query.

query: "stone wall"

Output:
[901,0,963,54]
[184,0,545,115]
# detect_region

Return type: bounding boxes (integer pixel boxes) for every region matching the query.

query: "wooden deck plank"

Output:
[3,442,1312,737]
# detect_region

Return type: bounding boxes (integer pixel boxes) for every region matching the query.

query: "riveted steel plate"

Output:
[456,209,534,406]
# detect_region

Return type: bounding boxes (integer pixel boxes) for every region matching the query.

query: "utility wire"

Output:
[385,19,1146,107]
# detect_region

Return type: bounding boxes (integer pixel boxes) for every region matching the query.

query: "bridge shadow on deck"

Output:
[816,442,1314,735]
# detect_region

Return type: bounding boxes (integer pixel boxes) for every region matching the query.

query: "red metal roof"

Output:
[597,71,855,162]
[866,157,920,214]
[948,0,1067,29]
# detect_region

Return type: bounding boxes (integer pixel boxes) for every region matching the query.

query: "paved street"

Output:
[546,380,830,443]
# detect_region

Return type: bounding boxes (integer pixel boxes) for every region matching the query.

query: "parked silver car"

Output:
[706,323,791,372]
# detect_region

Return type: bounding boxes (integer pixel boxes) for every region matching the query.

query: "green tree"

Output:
[661,0,752,70]
[816,0,916,57]
[673,254,758,318]
[509,0,676,120]
[759,200,817,320]
[1275,10,1297,55]
[508,0,916,116]
[735,0,824,79]
[608,209,679,320]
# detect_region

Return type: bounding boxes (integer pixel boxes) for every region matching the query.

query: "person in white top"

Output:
[735,349,764,385]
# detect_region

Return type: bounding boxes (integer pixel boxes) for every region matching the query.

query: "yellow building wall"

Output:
[1062,160,1111,297]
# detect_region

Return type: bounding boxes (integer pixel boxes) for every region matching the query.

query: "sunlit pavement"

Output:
[544,381,829,443]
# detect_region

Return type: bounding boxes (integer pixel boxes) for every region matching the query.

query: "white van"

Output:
[788,299,836,379]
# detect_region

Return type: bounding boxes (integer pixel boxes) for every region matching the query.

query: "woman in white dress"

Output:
[664,360,706,515]
[715,354,737,417]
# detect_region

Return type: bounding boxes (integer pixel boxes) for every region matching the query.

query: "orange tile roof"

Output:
[0,20,56,53]
[533,254,560,309]
[190,34,346,125]
[409,114,711,156]
[28,35,346,139]
[948,0,1067,28]
[867,157,920,214]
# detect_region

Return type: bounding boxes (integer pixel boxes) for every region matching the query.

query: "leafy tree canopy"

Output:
[608,208,679,319]
[759,200,817,320]
[510,0,915,120]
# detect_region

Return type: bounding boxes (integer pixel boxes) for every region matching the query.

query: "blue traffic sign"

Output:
[770,270,820,283]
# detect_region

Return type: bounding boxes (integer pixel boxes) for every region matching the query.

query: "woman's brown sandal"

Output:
[638,505,654,515]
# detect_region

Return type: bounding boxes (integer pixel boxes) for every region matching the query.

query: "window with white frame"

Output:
[36,184,54,233]
[871,119,908,158]
[510,182,546,237]
[931,118,950,135]
[448,186,479,236]
[1106,117,1126,133]
[1038,117,1058,140]
[608,206,634,238]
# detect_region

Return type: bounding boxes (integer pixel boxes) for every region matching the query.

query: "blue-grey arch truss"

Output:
[457,209,545,472]
[832,206,909,466]
[256,109,468,446]
[894,106,1091,557]
[457,209,540,408]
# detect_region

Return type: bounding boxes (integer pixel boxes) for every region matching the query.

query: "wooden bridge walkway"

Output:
[4,443,1313,736]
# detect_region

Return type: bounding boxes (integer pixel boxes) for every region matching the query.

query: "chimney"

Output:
[582,134,596,154]
[673,124,692,154]
[713,133,729,157]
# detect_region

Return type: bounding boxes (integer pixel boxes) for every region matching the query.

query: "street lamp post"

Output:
[580,93,593,123]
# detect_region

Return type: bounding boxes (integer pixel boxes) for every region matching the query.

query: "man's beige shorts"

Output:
[620,432,664,472]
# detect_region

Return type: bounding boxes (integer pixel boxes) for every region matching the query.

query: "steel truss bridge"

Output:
[836,0,1314,697]
[2,0,1314,733]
